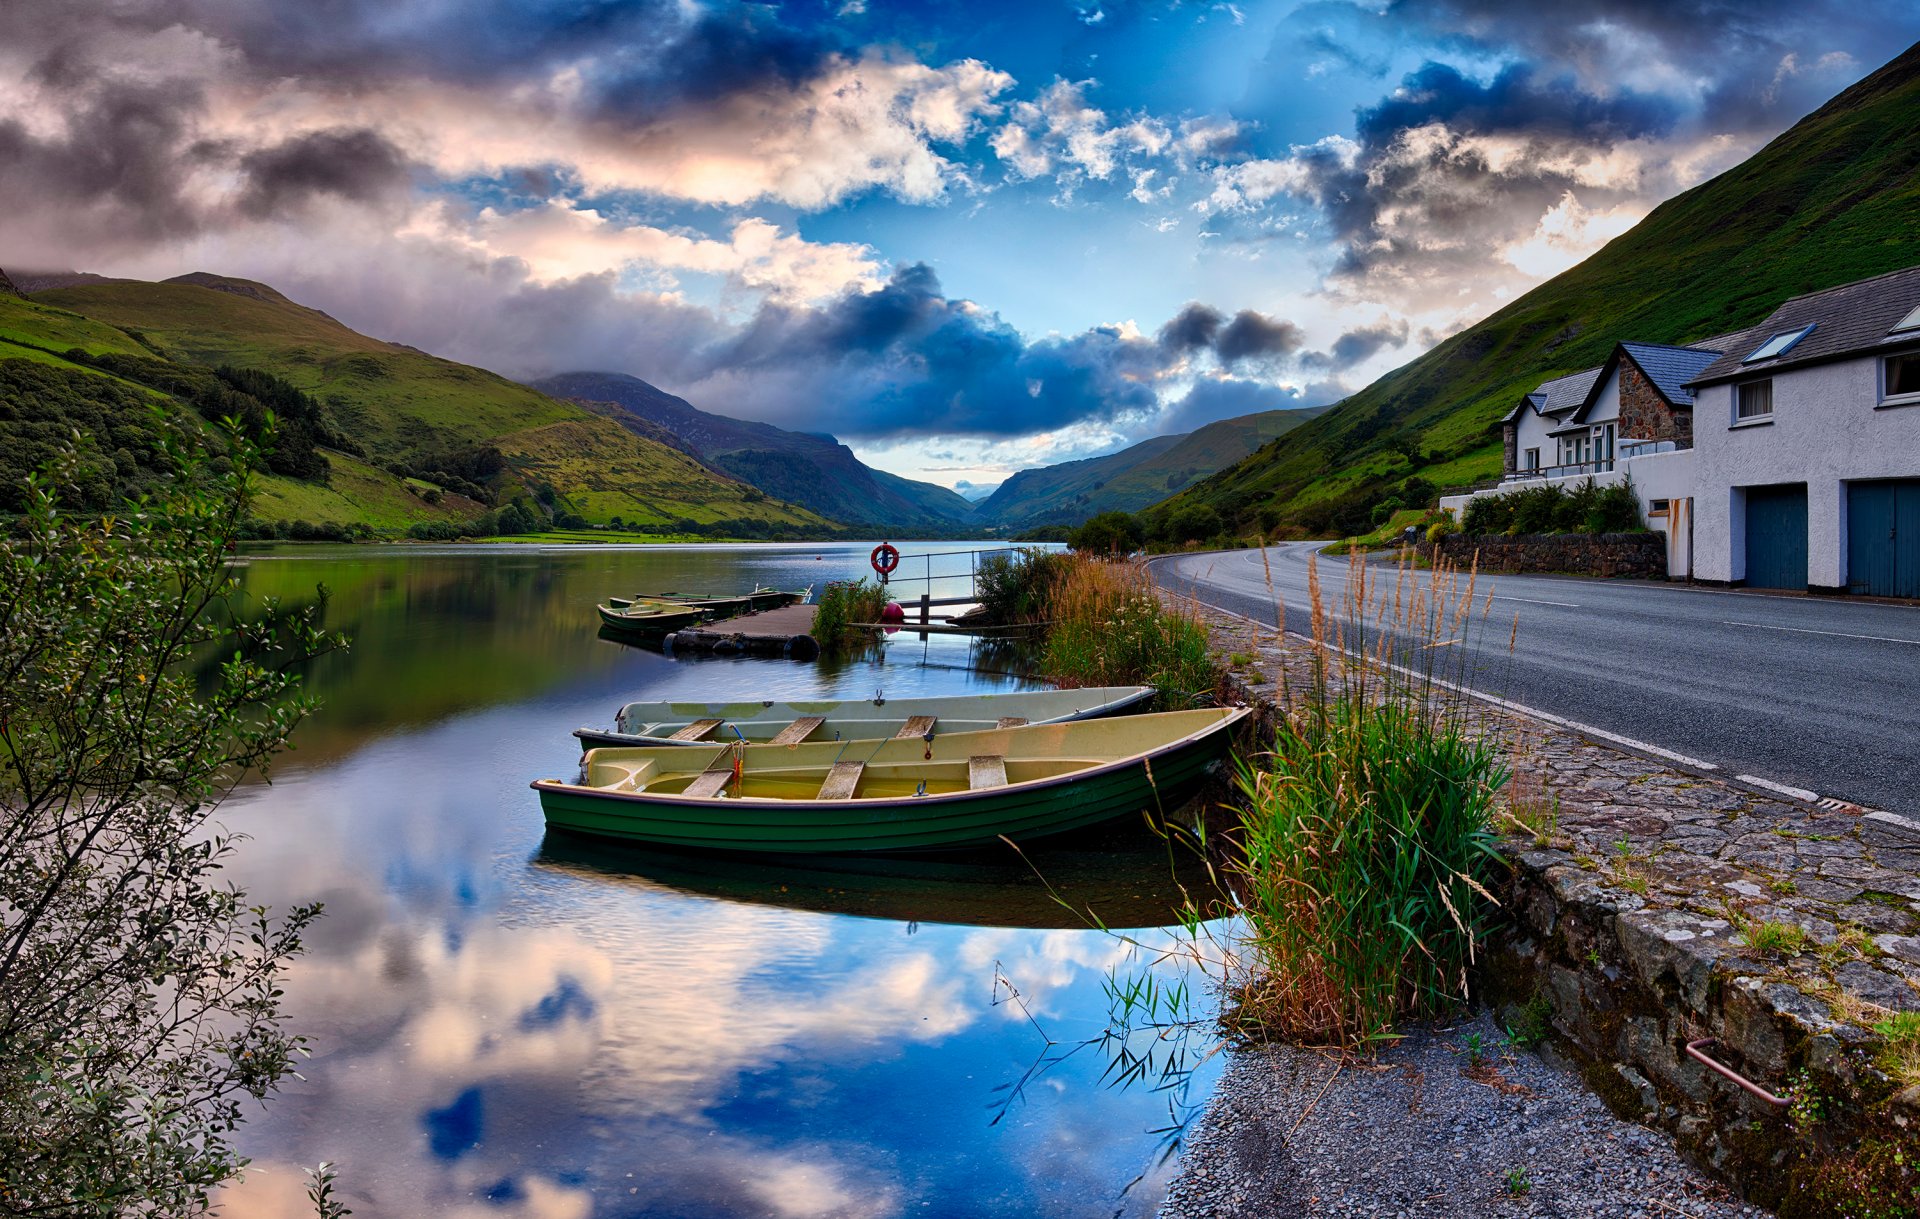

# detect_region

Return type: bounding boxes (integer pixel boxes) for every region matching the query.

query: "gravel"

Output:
[1158,1010,1772,1219]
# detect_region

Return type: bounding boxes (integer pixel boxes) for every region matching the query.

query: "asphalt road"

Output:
[1153,542,1920,817]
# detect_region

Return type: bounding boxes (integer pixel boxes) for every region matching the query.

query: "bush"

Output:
[1068,511,1144,555]
[976,548,1070,623]
[1459,478,1643,537]
[811,578,889,653]
[1165,504,1223,545]
[1041,555,1215,707]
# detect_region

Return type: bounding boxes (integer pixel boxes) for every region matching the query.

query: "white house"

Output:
[1681,265,1920,595]
[1442,265,1920,594]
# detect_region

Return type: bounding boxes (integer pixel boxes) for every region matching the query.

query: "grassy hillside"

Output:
[1169,41,1920,537]
[20,275,830,534]
[534,371,977,529]
[978,407,1325,527]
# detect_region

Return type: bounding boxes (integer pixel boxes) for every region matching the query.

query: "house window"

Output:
[1736,379,1773,421]
[1742,324,1815,364]
[1648,499,1670,516]
[1885,352,1920,402]
[1524,448,1539,471]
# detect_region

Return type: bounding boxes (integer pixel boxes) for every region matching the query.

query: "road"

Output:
[1153,542,1920,817]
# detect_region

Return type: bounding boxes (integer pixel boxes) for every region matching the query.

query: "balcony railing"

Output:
[1502,459,1615,483]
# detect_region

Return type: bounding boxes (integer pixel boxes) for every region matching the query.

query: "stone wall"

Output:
[1619,357,1694,447]
[1502,419,1518,475]
[1432,530,1667,578]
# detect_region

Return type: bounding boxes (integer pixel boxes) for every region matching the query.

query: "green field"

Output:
[1168,43,1920,537]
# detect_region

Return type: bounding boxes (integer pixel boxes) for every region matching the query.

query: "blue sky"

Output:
[3,0,1915,491]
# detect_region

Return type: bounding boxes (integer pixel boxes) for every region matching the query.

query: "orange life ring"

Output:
[870,542,901,576]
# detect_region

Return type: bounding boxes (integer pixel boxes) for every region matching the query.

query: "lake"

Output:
[213,542,1224,1219]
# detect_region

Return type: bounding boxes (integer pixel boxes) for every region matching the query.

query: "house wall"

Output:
[1619,359,1692,445]
[1511,407,1556,471]
[1690,355,1920,589]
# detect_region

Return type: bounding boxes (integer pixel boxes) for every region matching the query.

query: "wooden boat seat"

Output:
[996,716,1028,729]
[770,715,827,745]
[682,767,733,798]
[670,718,725,742]
[968,755,1009,790]
[818,760,865,800]
[894,715,938,739]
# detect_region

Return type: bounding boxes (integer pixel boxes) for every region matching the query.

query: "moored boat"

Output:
[626,586,809,617]
[573,685,1156,749]
[596,598,708,636]
[531,707,1248,853]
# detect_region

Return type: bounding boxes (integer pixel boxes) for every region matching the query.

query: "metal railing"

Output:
[1502,459,1616,483]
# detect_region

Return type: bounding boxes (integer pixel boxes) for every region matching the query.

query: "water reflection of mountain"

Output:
[532,820,1221,930]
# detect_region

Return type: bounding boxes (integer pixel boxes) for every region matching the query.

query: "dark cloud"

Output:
[681,263,1168,439]
[1300,318,1411,372]
[1156,302,1224,353]
[1214,310,1304,366]
[1353,61,1678,147]
[237,129,413,219]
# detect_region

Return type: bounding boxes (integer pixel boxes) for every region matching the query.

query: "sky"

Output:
[2,1,1915,493]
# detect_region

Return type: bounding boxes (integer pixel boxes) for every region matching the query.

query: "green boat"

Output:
[530,707,1248,853]
[595,598,708,636]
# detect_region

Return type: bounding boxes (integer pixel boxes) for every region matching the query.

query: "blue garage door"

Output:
[1848,480,1920,598]
[1744,483,1807,591]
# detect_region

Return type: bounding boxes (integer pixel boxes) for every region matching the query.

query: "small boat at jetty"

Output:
[608,586,808,617]
[572,685,1156,749]
[531,707,1248,853]
[596,598,708,636]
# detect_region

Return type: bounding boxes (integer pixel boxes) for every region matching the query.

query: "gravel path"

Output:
[1159,1011,1772,1219]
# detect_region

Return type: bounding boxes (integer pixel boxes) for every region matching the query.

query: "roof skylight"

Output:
[1892,304,1920,335]
[1743,323,1815,364]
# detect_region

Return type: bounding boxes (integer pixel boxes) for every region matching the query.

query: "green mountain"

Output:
[1166,40,1920,537]
[532,370,978,531]
[13,275,831,535]
[977,406,1328,528]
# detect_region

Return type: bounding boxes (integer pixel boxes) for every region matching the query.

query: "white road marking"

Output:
[1184,596,1724,773]
[1721,620,1920,646]
[1494,595,1581,608]
[1736,774,1821,803]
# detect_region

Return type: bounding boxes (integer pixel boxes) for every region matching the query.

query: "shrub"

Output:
[1041,555,1215,707]
[1068,511,1144,555]
[1165,504,1223,544]
[1459,478,1643,537]
[976,548,1070,623]
[811,578,889,653]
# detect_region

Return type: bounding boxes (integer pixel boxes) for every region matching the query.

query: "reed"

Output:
[1222,550,1509,1047]
[1041,554,1216,708]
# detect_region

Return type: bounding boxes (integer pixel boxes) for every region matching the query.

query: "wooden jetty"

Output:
[663,603,821,661]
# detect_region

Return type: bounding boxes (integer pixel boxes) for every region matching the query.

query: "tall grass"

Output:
[1218,551,1509,1047]
[810,578,888,653]
[1041,555,1217,708]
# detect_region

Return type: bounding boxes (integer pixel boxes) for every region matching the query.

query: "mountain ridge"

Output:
[530,370,978,531]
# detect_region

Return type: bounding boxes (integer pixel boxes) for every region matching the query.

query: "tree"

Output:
[0,422,344,1214]
[1067,511,1144,555]
[1166,504,1223,544]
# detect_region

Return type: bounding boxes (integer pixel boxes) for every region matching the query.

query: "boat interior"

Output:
[623,711,1032,744]
[582,751,1101,801]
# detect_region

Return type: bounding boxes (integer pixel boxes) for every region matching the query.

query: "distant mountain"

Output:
[1170,39,1920,537]
[976,407,1329,528]
[531,370,978,531]
[15,274,831,534]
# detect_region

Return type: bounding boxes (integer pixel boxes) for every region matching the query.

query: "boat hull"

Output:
[596,602,706,635]
[533,708,1244,853]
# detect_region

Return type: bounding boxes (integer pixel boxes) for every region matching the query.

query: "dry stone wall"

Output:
[1432,530,1667,578]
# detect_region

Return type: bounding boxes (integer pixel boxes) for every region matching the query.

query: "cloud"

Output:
[991,79,1172,188]
[1156,374,1344,434]
[1299,317,1411,372]
[1213,310,1303,366]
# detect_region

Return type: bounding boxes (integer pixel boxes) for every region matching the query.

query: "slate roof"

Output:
[1536,368,1603,415]
[1688,264,1920,387]
[1617,342,1724,406]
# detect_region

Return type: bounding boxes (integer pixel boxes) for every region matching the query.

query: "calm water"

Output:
[214,542,1222,1219]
